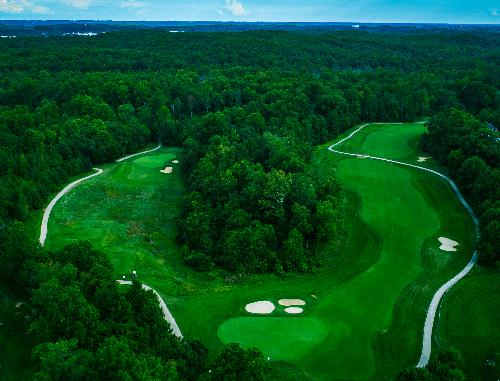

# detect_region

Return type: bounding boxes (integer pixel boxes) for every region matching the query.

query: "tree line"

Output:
[421,110,499,265]
[0,28,498,379]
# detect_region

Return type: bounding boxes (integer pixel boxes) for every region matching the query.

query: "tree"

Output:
[209,344,270,381]
[33,339,95,381]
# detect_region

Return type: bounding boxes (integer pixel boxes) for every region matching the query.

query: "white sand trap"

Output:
[245,301,275,314]
[284,307,304,314]
[278,299,306,307]
[438,237,459,252]
[172,160,179,164]
[418,157,431,162]
[160,167,173,174]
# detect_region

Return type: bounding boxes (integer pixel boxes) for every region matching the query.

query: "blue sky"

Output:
[1,0,499,23]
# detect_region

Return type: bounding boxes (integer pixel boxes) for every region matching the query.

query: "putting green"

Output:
[218,317,331,361]
[40,124,476,380]
[134,153,176,168]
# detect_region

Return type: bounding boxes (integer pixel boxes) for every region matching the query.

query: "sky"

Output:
[0,0,499,24]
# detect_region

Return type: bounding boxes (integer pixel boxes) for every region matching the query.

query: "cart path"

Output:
[116,281,183,338]
[328,123,479,368]
[39,144,163,246]
[39,168,104,246]
[39,144,182,339]
[115,143,162,162]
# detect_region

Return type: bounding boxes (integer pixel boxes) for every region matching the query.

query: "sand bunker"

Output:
[438,237,459,252]
[278,299,306,307]
[284,307,304,314]
[160,167,173,174]
[245,301,275,314]
[418,157,431,162]
[172,160,179,164]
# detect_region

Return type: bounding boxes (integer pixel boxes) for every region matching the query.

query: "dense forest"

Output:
[0,28,498,379]
[422,110,499,264]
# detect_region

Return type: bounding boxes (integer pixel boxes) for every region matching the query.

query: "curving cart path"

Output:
[328,123,479,368]
[117,281,183,338]
[39,168,104,246]
[39,143,182,338]
[115,143,162,162]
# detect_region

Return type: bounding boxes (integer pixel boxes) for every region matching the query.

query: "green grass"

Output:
[437,268,500,381]
[218,317,330,361]
[36,123,478,380]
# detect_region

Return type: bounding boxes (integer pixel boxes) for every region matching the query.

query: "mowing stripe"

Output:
[328,123,479,368]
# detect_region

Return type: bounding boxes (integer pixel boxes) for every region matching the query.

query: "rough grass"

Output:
[38,124,478,380]
[438,268,500,381]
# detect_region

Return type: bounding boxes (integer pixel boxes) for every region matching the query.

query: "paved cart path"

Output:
[328,123,479,368]
[117,281,183,338]
[39,144,182,339]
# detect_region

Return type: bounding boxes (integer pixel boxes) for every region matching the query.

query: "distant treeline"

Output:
[1,29,498,271]
[0,28,498,379]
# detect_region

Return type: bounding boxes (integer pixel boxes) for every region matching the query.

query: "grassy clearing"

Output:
[38,123,476,380]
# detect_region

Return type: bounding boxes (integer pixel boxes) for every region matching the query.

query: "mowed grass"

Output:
[438,268,500,381]
[218,317,330,361]
[39,124,476,380]
[45,147,203,295]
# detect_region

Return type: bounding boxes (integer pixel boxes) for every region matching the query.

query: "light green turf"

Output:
[39,124,476,380]
[134,153,176,168]
[218,317,330,361]
[438,268,500,381]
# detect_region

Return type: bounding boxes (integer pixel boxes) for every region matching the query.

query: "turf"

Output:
[218,317,330,361]
[38,123,478,380]
[437,268,500,381]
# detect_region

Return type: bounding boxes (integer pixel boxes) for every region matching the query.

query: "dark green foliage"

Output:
[396,348,466,381]
[422,110,500,264]
[209,343,270,381]
[1,240,207,380]
[0,28,498,378]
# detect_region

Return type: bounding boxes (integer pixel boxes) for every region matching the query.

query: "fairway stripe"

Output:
[328,123,480,368]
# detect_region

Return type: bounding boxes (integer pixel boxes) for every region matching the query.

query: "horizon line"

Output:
[1,19,500,26]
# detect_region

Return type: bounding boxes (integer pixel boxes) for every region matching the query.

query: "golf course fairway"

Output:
[42,123,476,380]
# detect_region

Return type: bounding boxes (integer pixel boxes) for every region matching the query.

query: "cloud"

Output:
[490,9,499,16]
[61,0,93,9]
[32,4,52,13]
[120,1,143,9]
[224,0,247,16]
[0,0,52,14]
[0,0,24,13]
